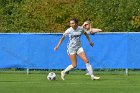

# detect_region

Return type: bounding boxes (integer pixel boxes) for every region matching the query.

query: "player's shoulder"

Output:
[65,27,72,33]
[78,26,86,33]
[78,26,84,30]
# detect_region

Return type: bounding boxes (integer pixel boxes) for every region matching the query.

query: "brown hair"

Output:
[70,18,78,24]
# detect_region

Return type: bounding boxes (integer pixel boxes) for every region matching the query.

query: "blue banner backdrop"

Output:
[0,33,140,69]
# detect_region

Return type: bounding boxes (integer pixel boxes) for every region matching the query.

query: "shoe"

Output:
[61,71,65,80]
[91,76,100,80]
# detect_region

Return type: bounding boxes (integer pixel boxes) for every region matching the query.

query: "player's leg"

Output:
[63,54,77,73]
[77,50,93,75]
[61,52,77,80]
[77,48,100,80]
[85,69,90,75]
[77,48,92,74]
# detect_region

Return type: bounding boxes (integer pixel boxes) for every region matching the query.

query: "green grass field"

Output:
[0,72,140,93]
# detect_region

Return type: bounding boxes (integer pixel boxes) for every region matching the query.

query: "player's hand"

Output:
[89,41,94,47]
[54,46,58,51]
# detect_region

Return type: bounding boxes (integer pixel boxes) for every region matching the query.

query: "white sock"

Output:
[63,65,74,73]
[86,63,94,76]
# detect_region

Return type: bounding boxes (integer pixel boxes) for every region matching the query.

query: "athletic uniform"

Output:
[61,26,100,80]
[63,26,85,55]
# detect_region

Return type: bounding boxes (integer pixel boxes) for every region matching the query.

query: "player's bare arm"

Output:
[84,32,94,47]
[90,28,102,34]
[54,35,65,51]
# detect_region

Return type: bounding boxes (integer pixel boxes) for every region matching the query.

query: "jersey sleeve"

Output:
[63,29,70,36]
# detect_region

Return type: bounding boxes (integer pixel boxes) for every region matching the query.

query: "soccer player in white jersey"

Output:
[54,18,100,80]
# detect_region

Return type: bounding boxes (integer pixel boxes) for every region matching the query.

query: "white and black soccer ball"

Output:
[47,72,56,80]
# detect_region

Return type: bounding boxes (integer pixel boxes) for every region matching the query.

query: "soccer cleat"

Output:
[61,71,65,80]
[91,76,100,80]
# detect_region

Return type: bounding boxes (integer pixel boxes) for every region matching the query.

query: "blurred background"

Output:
[0,0,140,33]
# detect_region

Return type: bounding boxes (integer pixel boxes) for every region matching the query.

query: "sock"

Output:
[86,63,94,76]
[63,65,74,73]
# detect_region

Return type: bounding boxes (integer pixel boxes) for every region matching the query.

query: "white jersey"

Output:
[63,26,85,54]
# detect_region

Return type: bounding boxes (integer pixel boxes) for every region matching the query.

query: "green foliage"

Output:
[0,0,140,32]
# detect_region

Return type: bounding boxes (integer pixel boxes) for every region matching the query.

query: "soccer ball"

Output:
[47,72,56,80]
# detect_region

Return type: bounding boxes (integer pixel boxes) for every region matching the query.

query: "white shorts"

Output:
[67,47,84,55]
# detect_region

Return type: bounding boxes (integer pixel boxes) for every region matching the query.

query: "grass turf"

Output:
[0,73,140,93]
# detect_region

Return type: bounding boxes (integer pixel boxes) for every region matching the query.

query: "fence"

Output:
[0,33,140,74]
